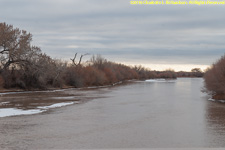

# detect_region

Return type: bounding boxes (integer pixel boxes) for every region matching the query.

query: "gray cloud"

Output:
[0,0,225,70]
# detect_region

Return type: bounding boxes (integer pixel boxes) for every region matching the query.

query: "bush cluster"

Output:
[204,54,225,98]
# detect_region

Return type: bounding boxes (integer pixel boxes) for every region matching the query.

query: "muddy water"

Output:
[0,78,225,149]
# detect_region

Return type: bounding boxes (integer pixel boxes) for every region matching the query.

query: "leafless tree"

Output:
[70,53,78,66]
[70,52,89,66]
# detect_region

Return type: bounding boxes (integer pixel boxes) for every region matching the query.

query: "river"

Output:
[1,78,225,149]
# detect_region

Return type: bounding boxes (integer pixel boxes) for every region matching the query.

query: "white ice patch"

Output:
[51,96,77,100]
[112,81,123,86]
[218,100,225,103]
[0,101,10,105]
[0,108,44,117]
[208,98,216,102]
[0,102,77,118]
[145,79,176,83]
[37,102,75,109]
[208,98,225,103]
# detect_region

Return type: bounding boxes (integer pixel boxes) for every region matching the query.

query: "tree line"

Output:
[0,22,203,90]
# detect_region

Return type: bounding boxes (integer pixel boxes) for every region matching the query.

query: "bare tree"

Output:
[78,53,89,65]
[70,53,89,66]
[70,53,78,66]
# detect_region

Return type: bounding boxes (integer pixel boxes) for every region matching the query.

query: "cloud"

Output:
[0,0,225,71]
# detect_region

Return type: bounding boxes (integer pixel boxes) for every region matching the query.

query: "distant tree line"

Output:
[177,68,204,78]
[0,23,203,90]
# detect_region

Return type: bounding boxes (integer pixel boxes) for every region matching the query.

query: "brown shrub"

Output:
[204,55,225,96]
[82,66,106,86]
[103,67,117,84]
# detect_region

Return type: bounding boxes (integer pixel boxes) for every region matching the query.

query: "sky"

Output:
[0,0,225,71]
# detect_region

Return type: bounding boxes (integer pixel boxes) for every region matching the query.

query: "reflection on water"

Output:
[205,99,225,147]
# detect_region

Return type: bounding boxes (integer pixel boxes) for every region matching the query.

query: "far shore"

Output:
[0,79,138,94]
[0,78,181,94]
[0,77,205,96]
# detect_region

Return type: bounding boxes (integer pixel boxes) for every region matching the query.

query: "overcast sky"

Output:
[1,0,225,71]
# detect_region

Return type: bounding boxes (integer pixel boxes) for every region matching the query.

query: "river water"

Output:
[1,78,225,149]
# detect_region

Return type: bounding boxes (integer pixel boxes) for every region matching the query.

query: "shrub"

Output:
[204,55,225,96]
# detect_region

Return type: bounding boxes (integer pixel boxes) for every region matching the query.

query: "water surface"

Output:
[1,78,225,149]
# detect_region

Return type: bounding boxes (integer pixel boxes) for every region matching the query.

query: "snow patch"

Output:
[145,79,176,83]
[218,100,225,103]
[208,98,225,103]
[208,98,216,102]
[0,108,44,117]
[0,101,10,105]
[51,96,77,100]
[112,81,123,86]
[37,102,75,109]
[0,102,77,118]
